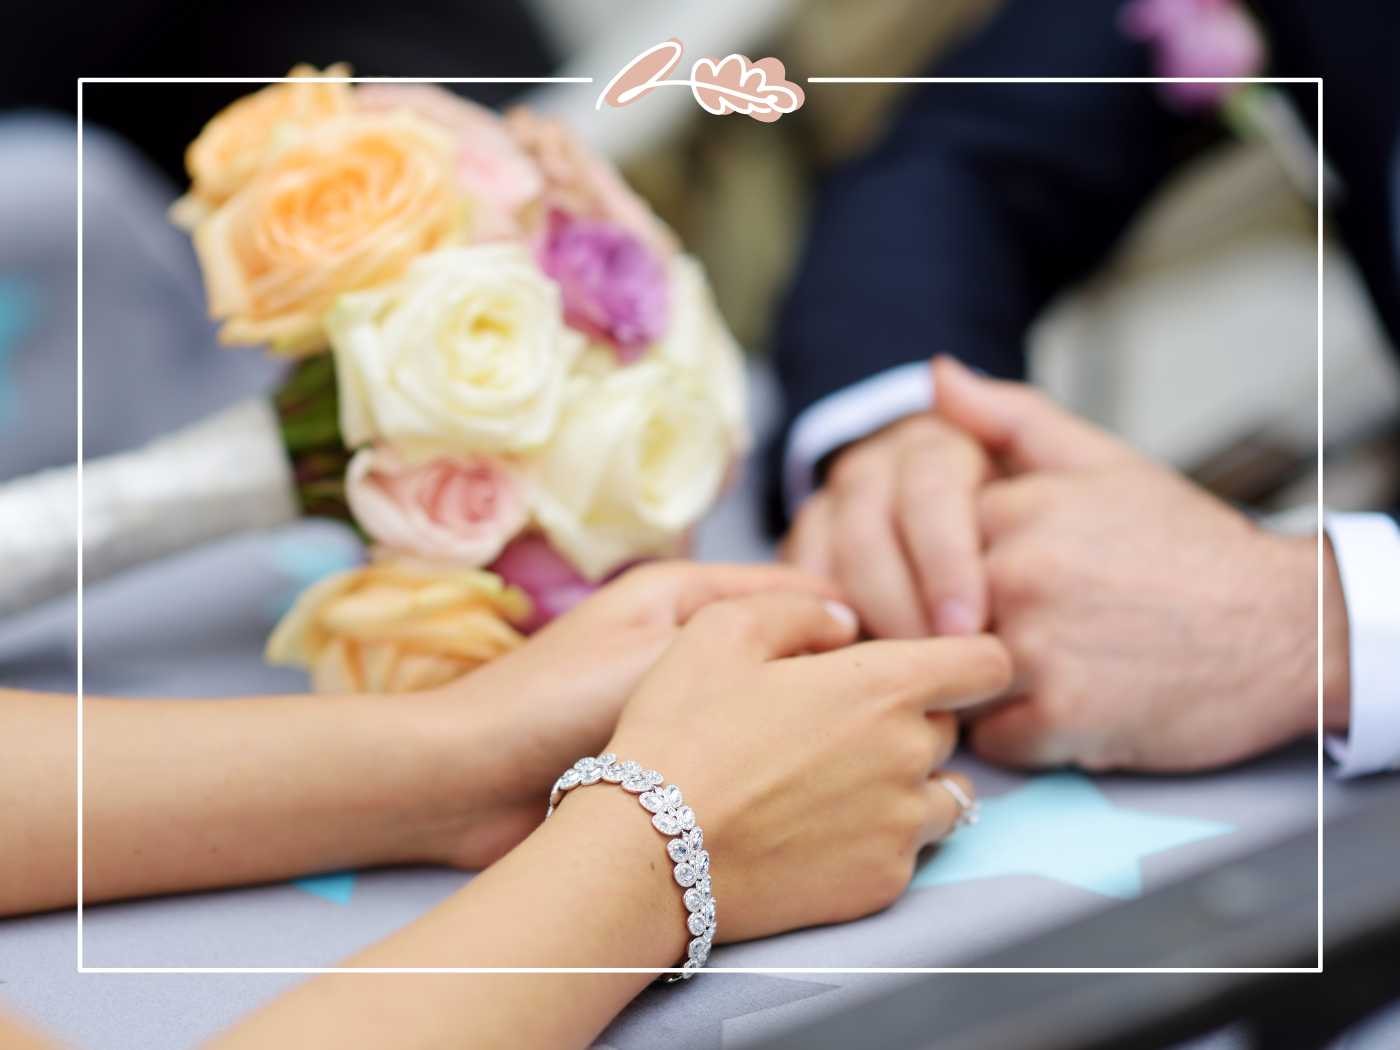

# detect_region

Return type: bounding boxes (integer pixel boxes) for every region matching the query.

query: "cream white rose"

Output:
[526,360,731,580]
[655,255,749,453]
[331,245,584,456]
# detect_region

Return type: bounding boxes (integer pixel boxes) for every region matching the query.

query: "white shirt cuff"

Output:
[1324,511,1400,777]
[782,362,933,516]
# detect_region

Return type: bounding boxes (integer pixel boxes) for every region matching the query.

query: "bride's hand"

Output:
[413,562,839,868]
[607,591,1013,940]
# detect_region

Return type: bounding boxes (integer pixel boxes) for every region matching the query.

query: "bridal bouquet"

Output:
[171,67,748,693]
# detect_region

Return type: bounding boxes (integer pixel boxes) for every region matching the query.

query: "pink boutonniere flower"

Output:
[1120,0,1266,110]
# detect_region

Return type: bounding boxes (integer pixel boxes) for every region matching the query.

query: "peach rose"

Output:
[266,557,530,693]
[503,108,677,258]
[346,446,528,566]
[193,111,464,356]
[358,84,543,241]
[173,64,353,228]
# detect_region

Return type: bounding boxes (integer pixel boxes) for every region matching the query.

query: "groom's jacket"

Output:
[770,0,1400,775]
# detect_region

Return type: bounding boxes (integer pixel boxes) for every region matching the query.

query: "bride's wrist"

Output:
[574,745,725,962]
[361,685,541,869]
[535,781,690,965]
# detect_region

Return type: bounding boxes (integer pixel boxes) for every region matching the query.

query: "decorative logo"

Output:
[598,38,805,124]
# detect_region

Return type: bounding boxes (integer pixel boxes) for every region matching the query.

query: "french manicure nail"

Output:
[824,600,859,631]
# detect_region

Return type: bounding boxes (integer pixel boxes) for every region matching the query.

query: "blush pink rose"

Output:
[346,447,529,567]
[357,84,544,241]
[1120,0,1265,109]
[488,533,604,633]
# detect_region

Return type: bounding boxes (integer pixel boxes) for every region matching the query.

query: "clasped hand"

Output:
[785,356,1342,773]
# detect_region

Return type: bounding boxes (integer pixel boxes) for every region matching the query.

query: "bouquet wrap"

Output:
[6,67,748,691]
[0,399,297,618]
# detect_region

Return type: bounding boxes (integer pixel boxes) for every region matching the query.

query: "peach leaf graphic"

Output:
[597,38,686,110]
[690,54,804,123]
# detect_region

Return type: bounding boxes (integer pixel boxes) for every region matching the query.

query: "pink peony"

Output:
[538,209,670,359]
[346,446,528,567]
[1120,0,1266,109]
[357,84,544,240]
[488,533,602,633]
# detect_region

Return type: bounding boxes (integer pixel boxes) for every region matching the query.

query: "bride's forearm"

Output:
[208,786,683,1050]
[0,1007,60,1050]
[0,686,513,916]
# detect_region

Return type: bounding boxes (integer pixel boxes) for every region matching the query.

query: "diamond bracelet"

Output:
[546,753,716,981]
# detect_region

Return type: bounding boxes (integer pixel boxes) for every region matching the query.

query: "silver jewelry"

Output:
[937,775,980,829]
[547,753,716,981]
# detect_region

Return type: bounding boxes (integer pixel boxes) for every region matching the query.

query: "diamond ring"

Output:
[937,775,980,829]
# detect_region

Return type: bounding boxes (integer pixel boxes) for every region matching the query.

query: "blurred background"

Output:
[3,0,1397,524]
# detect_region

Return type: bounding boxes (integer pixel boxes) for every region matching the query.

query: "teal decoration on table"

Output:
[268,537,363,617]
[293,871,357,905]
[276,537,363,904]
[911,771,1235,900]
[0,278,36,427]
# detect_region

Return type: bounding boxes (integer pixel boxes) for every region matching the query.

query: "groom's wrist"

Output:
[1322,535,1351,732]
[1238,532,1339,747]
[1268,533,1349,738]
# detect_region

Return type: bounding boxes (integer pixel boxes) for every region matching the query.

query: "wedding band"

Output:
[937,775,980,829]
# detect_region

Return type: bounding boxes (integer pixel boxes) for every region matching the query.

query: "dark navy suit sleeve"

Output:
[767,0,1204,524]
[1257,0,1400,351]
[769,0,1400,530]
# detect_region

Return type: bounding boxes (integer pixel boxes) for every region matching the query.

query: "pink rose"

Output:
[538,209,670,360]
[503,107,678,258]
[357,84,544,241]
[346,447,528,566]
[488,533,602,633]
[1120,0,1266,109]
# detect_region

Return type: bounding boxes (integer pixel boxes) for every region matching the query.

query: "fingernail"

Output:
[935,599,978,636]
[824,600,859,632]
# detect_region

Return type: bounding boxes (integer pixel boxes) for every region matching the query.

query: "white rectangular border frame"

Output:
[75,74,1325,976]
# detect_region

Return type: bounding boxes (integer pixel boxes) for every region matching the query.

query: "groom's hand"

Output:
[783,411,993,639]
[934,357,1346,772]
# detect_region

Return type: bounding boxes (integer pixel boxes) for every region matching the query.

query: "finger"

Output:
[966,697,1076,768]
[933,356,1135,475]
[781,492,835,582]
[667,563,842,622]
[924,711,959,771]
[977,477,1047,545]
[921,770,977,847]
[895,435,990,635]
[802,634,1014,711]
[830,464,928,638]
[685,591,859,662]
